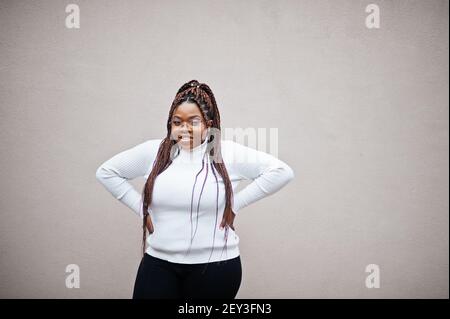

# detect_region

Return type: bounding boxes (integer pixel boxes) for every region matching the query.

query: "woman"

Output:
[96,79,295,299]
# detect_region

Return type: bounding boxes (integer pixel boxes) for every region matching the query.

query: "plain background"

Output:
[0,0,448,298]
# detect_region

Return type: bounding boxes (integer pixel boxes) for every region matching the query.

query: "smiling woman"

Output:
[170,102,212,150]
[95,79,295,299]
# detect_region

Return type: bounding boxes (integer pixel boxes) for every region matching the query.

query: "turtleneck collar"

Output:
[176,138,209,162]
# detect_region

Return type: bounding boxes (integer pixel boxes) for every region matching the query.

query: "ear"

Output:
[206,120,213,127]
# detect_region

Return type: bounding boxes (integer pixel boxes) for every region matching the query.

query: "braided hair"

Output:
[140,80,235,271]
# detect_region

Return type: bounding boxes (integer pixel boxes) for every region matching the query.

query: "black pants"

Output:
[132,253,242,299]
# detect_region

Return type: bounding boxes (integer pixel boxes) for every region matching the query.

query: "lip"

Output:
[178,135,193,140]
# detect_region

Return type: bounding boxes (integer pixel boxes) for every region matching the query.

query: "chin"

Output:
[178,139,193,147]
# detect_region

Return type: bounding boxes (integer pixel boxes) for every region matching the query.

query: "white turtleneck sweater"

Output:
[95,138,295,264]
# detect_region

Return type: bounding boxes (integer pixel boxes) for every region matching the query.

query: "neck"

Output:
[177,138,208,162]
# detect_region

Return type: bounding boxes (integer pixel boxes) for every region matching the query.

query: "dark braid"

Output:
[140,80,235,271]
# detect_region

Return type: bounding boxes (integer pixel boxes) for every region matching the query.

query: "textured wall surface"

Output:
[0,0,448,298]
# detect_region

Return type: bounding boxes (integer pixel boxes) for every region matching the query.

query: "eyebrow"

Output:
[172,115,201,119]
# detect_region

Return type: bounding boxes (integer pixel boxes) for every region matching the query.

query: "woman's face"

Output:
[170,102,211,150]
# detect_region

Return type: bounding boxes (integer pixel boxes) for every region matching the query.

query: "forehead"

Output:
[173,102,202,118]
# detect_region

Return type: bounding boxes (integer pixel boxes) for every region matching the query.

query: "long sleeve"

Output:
[226,140,295,215]
[95,139,161,219]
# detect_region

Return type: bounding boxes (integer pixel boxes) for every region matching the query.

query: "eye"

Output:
[172,120,181,126]
[191,119,202,126]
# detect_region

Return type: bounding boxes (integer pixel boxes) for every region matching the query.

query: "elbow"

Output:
[95,165,107,182]
[283,164,295,183]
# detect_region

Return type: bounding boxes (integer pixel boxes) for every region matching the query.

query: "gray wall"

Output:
[0,0,448,298]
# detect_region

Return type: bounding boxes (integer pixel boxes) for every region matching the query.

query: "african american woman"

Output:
[96,79,295,299]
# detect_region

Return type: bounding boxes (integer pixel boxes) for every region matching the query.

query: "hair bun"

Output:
[190,80,200,87]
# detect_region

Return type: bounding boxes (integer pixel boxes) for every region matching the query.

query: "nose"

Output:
[178,122,191,134]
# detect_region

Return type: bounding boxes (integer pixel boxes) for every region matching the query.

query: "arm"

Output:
[226,140,295,215]
[95,139,161,219]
